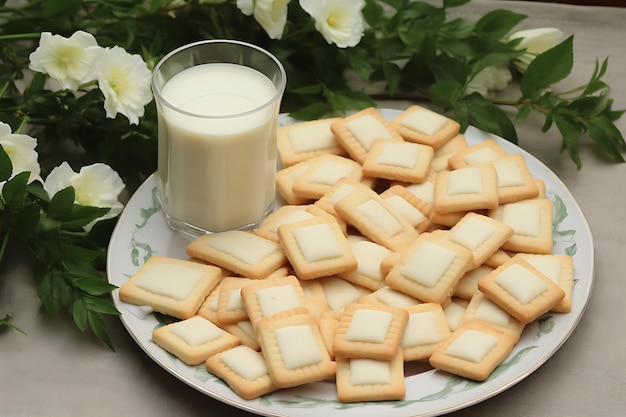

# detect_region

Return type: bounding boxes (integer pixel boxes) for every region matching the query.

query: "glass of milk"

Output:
[151,40,286,236]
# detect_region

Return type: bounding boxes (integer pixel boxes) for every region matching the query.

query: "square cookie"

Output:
[277,117,345,167]
[119,255,222,320]
[389,104,461,149]
[362,139,434,184]
[434,164,499,214]
[335,352,406,402]
[331,107,404,163]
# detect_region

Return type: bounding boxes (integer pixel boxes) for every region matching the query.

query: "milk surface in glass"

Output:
[158,63,278,233]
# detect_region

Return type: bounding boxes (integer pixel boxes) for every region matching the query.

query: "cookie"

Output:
[277,215,357,280]
[401,303,450,361]
[447,138,508,170]
[277,117,345,167]
[186,231,287,279]
[152,315,240,365]
[335,352,405,402]
[292,154,363,200]
[433,164,499,214]
[389,104,460,149]
[331,107,404,163]
[477,255,565,323]
[361,139,434,183]
[205,345,277,400]
[119,255,222,320]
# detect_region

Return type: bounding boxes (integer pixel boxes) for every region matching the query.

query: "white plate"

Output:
[106,108,594,417]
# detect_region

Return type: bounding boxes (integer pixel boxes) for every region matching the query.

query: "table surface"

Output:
[1,1,625,416]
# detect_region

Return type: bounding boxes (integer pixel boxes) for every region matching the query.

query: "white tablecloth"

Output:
[1,1,625,416]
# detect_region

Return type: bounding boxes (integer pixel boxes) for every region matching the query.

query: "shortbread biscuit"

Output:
[389,105,461,149]
[277,117,345,167]
[401,303,450,361]
[205,345,277,400]
[292,154,363,200]
[186,231,287,279]
[362,139,434,183]
[380,185,432,233]
[318,311,340,358]
[275,159,315,205]
[255,205,318,243]
[317,276,372,311]
[196,278,227,323]
[333,302,409,361]
[299,279,330,319]
[433,164,499,214]
[334,187,419,251]
[255,307,337,388]
[385,233,473,304]
[488,198,553,254]
[357,286,422,309]
[216,277,256,325]
[429,320,517,381]
[335,352,405,402]
[477,255,565,323]
[483,249,511,268]
[277,216,357,280]
[459,292,525,342]
[431,135,468,172]
[517,253,574,313]
[447,138,508,170]
[454,264,495,300]
[219,320,260,351]
[119,256,222,320]
[152,315,240,365]
[240,275,309,329]
[331,107,404,163]
[314,177,377,220]
[443,297,470,331]
[337,235,393,291]
[490,154,540,203]
[445,212,514,270]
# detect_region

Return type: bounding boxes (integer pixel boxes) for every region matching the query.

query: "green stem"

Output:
[0,33,42,41]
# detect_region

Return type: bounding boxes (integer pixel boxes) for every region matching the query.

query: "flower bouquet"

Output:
[0,0,623,348]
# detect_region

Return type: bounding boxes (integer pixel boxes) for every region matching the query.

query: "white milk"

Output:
[157,63,279,233]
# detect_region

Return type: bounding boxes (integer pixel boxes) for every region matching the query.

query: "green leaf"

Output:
[585,115,626,162]
[37,271,72,314]
[0,145,12,182]
[288,103,330,121]
[553,114,583,169]
[443,0,472,8]
[0,314,26,335]
[83,297,121,316]
[70,275,117,296]
[521,36,574,99]
[72,298,88,331]
[60,205,110,231]
[47,186,76,219]
[87,310,115,350]
[474,10,527,38]
[2,171,29,209]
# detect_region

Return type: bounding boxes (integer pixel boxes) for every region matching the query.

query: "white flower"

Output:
[44,162,125,230]
[93,46,153,125]
[0,122,41,184]
[508,28,563,73]
[299,0,365,48]
[237,0,291,40]
[465,65,512,97]
[28,30,100,91]
[236,0,254,16]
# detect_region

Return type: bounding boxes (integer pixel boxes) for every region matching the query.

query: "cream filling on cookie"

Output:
[288,120,337,153]
[345,309,393,343]
[376,142,420,168]
[350,358,392,385]
[375,287,420,308]
[134,264,203,300]
[221,346,268,381]
[445,329,498,362]
[209,231,280,265]
[346,115,394,150]
[463,147,500,165]
[493,159,525,187]
[401,109,447,136]
[170,316,224,346]
[294,223,344,262]
[308,160,356,185]
[449,217,497,250]
[401,311,439,347]
[351,240,392,281]
[275,325,324,369]
[501,203,541,237]
[384,195,426,227]
[494,263,548,304]
[257,285,302,318]
[401,241,456,288]
[357,199,403,236]
[447,167,484,195]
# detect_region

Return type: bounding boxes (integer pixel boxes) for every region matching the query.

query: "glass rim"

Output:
[151,39,287,119]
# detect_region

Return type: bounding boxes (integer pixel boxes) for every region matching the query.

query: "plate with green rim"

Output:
[106,108,594,417]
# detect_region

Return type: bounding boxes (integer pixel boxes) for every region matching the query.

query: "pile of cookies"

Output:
[119,105,574,403]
